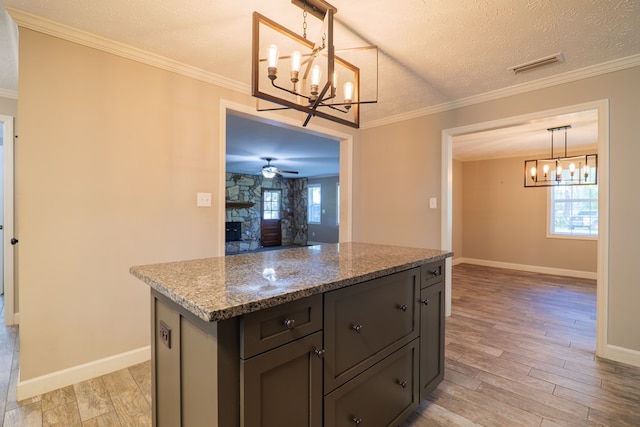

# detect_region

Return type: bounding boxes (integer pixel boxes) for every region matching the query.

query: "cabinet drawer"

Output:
[241,294,322,359]
[324,268,419,391]
[324,339,419,427]
[421,260,444,288]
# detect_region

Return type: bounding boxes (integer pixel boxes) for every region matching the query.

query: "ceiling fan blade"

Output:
[276,169,299,174]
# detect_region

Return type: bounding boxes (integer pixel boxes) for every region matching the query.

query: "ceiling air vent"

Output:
[509,53,564,74]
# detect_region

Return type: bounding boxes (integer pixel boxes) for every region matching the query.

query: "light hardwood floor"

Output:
[1,264,639,426]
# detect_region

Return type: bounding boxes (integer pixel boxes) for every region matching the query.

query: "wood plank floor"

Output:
[1,264,639,426]
[403,264,640,427]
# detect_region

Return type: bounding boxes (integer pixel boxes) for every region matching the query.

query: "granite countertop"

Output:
[130,242,452,322]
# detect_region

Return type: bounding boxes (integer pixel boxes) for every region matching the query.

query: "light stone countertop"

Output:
[130,242,452,322]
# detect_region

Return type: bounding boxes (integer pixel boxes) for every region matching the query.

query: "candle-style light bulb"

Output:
[267,44,279,81]
[311,65,322,86]
[344,81,354,110]
[530,166,537,181]
[569,162,576,178]
[556,164,563,181]
[290,51,301,84]
[543,164,549,177]
[310,65,321,100]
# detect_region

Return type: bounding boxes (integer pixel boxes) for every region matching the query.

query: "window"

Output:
[262,189,281,220]
[308,184,321,224]
[549,185,598,238]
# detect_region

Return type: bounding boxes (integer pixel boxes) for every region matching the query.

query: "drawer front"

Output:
[241,294,322,359]
[324,268,419,391]
[324,339,419,427]
[421,260,444,288]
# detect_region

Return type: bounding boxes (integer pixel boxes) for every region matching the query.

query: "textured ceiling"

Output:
[0,1,636,171]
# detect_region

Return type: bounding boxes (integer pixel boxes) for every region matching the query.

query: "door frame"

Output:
[1,114,16,325]
[441,99,609,358]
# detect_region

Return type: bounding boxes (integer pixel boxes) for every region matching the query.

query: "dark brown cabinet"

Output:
[241,331,323,427]
[419,262,445,400]
[150,261,446,426]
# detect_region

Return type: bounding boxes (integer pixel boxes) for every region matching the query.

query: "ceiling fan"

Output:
[261,158,299,178]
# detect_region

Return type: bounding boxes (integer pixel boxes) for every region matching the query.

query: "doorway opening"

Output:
[441,99,609,357]
[220,100,352,256]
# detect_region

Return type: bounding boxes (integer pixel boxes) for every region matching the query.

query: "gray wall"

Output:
[307,176,339,244]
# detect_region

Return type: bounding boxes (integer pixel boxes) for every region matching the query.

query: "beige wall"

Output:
[360,66,640,353]
[16,28,356,382]
[461,155,597,272]
[15,24,640,383]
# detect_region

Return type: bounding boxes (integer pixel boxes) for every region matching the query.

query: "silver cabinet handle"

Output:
[283,318,296,329]
[352,417,362,425]
[352,324,363,333]
[398,380,407,389]
[422,298,430,306]
[398,304,408,311]
[430,269,440,276]
[314,349,325,359]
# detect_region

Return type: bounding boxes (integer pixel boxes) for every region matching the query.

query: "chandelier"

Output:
[524,125,598,188]
[252,0,378,128]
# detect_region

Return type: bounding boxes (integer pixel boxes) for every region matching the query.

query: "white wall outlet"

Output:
[429,197,437,209]
[197,192,212,207]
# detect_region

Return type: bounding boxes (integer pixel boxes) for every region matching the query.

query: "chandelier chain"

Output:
[302,2,307,39]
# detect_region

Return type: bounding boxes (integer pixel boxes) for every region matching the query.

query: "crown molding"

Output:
[0,88,18,99]
[362,53,640,129]
[6,7,640,130]
[6,7,250,95]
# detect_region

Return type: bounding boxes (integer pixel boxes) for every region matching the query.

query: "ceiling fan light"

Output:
[262,166,277,179]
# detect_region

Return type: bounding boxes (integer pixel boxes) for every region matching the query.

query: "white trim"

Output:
[364,55,640,129]
[17,345,151,400]
[1,114,16,326]
[442,99,610,361]
[601,345,640,368]
[218,99,355,256]
[7,8,248,95]
[0,89,17,100]
[454,257,597,280]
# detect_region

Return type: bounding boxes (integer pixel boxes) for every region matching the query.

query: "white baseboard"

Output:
[17,345,151,400]
[454,257,597,280]
[601,344,640,368]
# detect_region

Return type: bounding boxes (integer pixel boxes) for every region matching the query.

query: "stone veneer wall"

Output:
[225,172,308,253]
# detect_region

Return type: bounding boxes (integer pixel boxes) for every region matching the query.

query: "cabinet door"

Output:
[241,331,323,427]
[420,281,445,400]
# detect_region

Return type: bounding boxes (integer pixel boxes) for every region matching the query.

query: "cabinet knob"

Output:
[398,380,407,389]
[283,318,296,329]
[314,349,325,359]
[422,298,430,306]
[352,324,363,333]
[352,417,362,425]
[398,304,408,311]
[430,269,439,276]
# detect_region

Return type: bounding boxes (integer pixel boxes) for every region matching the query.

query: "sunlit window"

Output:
[549,185,598,238]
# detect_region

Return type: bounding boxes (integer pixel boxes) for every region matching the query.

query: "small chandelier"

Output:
[252,0,378,128]
[524,125,598,188]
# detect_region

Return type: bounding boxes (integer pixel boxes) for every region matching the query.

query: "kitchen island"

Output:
[130,242,452,426]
